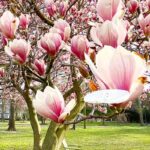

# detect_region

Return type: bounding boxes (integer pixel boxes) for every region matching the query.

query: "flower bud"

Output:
[54,19,71,42]
[5,39,31,64]
[96,0,123,21]
[78,63,89,78]
[39,32,62,57]
[19,13,30,29]
[0,11,19,39]
[33,86,76,123]
[91,20,127,48]
[33,59,46,76]
[147,0,150,10]
[59,1,68,16]
[71,35,89,60]
[0,68,5,78]
[44,0,56,17]
[127,0,139,14]
[138,14,150,37]
[2,36,8,46]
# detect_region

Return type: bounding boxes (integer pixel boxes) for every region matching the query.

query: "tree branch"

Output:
[64,112,120,125]
[64,0,79,18]
[31,0,54,26]
[63,87,74,99]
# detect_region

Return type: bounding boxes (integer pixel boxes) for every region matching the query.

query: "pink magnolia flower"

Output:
[122,20,131,42]
[96,0,123,21]
[147,0,150,9]
[1,36,8,46]
[85,46,146,107]
[0,11,19,39]
[71,35,89,60]
[0,68,5,78]
[5,39,31,64]
[138,14,150,37]
[33,86,76,123]
[44,0,56,17]
[19,13,30,29]
[39,32,62,56]
[54,19,71,42]
[90,20,127,48]
[32,59,46,76]
[49,27,60,35]
[127,0,139,14]
[58,1,68,16]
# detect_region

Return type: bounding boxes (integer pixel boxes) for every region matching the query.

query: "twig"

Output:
[64,0,79,18]
[64,112,120,125]
[30,0,54,26]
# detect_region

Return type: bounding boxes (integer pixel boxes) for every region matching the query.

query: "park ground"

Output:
[0,121,150,150]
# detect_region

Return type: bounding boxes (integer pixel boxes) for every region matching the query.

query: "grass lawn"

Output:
[0,121,150,150]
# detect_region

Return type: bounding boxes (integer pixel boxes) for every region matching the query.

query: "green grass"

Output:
[0,121,150,150]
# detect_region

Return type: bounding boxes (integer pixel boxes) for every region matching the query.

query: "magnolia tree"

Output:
[1,85,26,131]
[0,0,150,149]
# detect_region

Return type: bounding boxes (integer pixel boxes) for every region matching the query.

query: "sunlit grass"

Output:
[0,121,150,150]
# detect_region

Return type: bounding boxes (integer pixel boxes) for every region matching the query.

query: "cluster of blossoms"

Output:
[44,0,68,18]
[44,0,97,33]
[83,0,149,108]
[0,0,149,124]
[0,10,71,76]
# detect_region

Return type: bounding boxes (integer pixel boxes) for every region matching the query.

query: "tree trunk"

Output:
[83,106,86,129]
[42,121,60,150]
[137,99,144,126]
[102,118,105,125]
[39,59,85,150]
[42,122,70,150]
[72,123,76,130]
[40,116,46,125]
[1,99,5,122]
[7,99,16,131]
[13,74,42,149]
[25,95,42,150]
[42,102,85,150]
